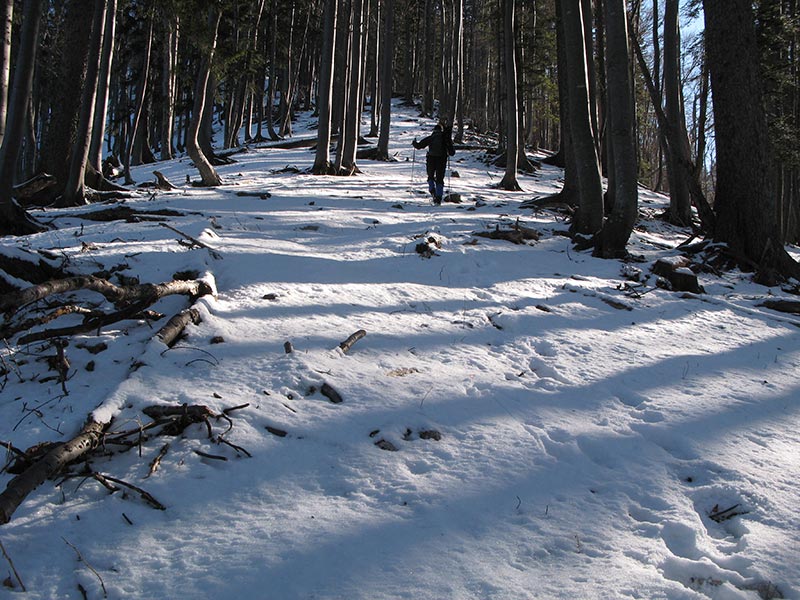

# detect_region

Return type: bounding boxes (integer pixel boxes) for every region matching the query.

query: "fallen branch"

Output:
[98,473,166,510]
[0,419,107,524]
[474,220,540,245]
[320,382,343,404]
[159,223,222,260]
[339,329,366,354]
[0,275,213,316]
[62,537,107,598]
[156,307,202,348]
[759,299,800,315]
[0,538,25,591]
[153,171,177,191]
[146,443,170,477]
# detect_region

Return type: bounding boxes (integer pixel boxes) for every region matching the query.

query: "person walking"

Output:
[412,121,455,205]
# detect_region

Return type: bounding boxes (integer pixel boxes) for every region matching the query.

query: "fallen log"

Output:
[156,307,202,347]
[0,419,107,525]
[1,276,212,318]
[339,329,366,354]
[758,299,800,314]
[12,173,58,201]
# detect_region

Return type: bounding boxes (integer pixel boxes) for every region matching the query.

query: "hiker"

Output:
[412,121,455,205]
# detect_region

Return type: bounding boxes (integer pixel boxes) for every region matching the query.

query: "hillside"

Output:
[0,105,798,600]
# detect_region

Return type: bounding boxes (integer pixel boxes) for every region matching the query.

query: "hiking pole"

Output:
[447,155,452,196]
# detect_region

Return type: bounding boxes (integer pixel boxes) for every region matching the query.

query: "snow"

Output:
[1,102,799,599]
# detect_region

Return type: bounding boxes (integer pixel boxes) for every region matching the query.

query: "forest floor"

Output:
[0,103,799,599]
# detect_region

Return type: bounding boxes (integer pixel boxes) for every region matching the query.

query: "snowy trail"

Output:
[1,105,799,599]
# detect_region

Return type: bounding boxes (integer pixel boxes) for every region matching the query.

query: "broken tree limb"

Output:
[339,329,366,354]
[0,419,107,525]
[0,275,213,316]
[156,307,202,347]
[18,298,155,344]
[320,382,343,404]
[153,171,177,191]
[759,299,800,315]
[159,223,222,260]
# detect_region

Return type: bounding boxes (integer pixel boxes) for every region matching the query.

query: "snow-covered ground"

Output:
[1,104,798,599]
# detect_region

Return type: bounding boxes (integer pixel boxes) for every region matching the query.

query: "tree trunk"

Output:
[123,14,154,185]
[88,0,116,172]
[60,0,107,208]
[0,0,46,235]
[160,12,179,161]
[561,0,603,234]
[186,9,223,187]
[498,0,521,191]
[0,0,12,147]
[339,0,365,174]
[376,0,394,160]
[596,0,638,258]
[704,0,800,280]
[312,0,339,174]
[663,0,692,225]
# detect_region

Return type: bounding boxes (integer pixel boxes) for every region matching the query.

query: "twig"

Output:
[146,443,170,478]
[159,223,222,259]
[216,436,252,457]
[62,537,107,598]
[0,538,26,592]
[222,403,250,415]
[195,450,228,461]
[98,474,166,511]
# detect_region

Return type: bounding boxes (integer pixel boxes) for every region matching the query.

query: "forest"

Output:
[0,0,797,274]
[0,1,799,597]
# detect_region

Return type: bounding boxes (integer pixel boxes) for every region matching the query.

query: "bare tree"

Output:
[662,0,692,225]
[560,0,603,234]
[89,0,117,172]
[313,0,339,174]
[498,0,521,190]
[595,0,638,258]
[0,0,12,147]
[59,0,108,207]
[186,8,223,187]
[376,0,394,160]
[0,0,46,235]
[704,0,800,280]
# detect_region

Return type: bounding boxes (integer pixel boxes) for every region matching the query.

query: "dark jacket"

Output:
[413,127,455,158]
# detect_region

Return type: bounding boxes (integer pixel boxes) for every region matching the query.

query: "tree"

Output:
[0,0,47,235]
[60,0,108,207]
[703,0,800,280]
[376,0,394,160]
[122,10,154,185]
[313,0,339,174]
[160,8,180,161]
[662,0,692,225]
[186,7,223,187]
[595,0,638,258]
[0,0,12,147]
[560,0,603,235]
[89,0,117,172]
[498,0,521,191]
